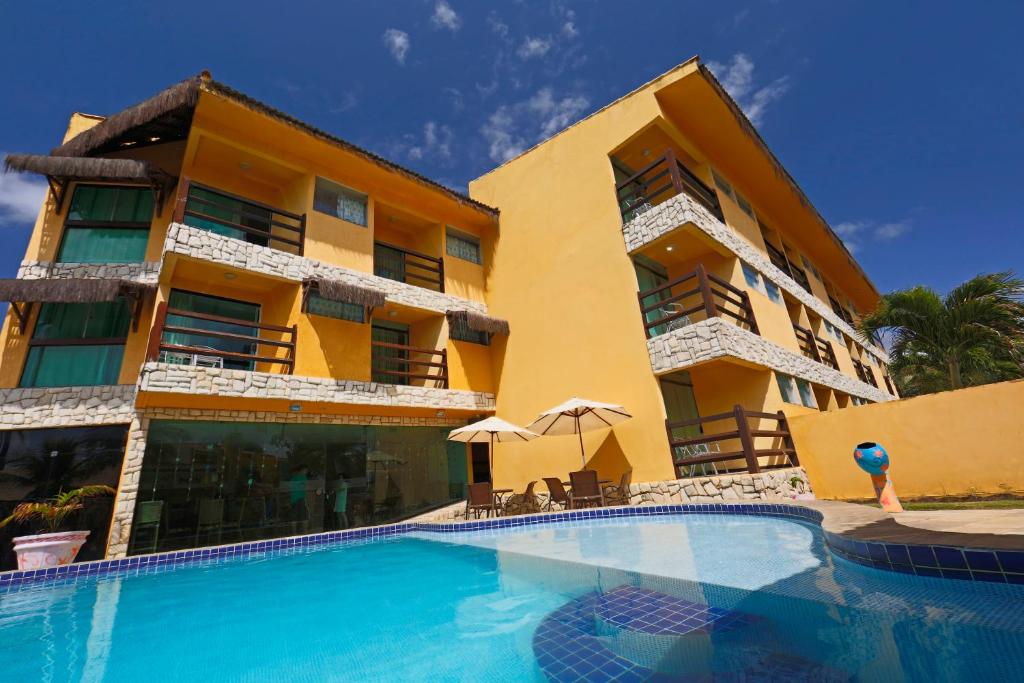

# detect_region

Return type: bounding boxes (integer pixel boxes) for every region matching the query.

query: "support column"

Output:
[105,413,150,559]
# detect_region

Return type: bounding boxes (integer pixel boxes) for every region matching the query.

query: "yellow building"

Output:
[0,60,896,564]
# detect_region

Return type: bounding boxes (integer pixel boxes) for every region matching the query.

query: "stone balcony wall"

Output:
[17,260,161,283]
[647,317,892,403]
[164,223,487,315]
[0,385,137,430]
[137,362,495,412]
[622,194,888,362]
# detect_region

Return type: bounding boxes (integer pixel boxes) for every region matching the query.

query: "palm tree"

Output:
[859,272,1024,396]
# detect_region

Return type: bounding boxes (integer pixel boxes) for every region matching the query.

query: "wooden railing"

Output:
[883,374,896,396]
[852,359,878,387]
[764,241,811,293]
[374,241,445,292]
[792,323,839,370]
[637,264,758,339]
[829,296,855,326]
[173,178,306,255]
[146,301,296,374]
[615,148,723,222]
[666,405,799,476]
[371,340,449,388]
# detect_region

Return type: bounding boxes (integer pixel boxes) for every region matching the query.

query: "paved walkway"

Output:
[895,509,1024,536]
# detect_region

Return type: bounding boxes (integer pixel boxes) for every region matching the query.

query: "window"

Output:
[163,291,260,371]
[763,277,783,305]
[59,185,153,263]
[304,291,365,323]
[735,193,755,218]
[446,228,481,265]
[800,255,821,281]
[851,396,872,406]
[741,261,784,306]
[711,169,734,199]
[20,300,131,388]
[314,177,367,227]
[740,261,762,290]
[450,316,489,345]
[823,320,845,343]
[776,372,817,408]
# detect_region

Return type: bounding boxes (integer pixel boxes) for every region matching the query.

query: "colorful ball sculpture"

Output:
[853,442,889,476]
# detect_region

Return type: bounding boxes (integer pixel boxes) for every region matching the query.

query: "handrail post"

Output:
[664,148,683,197]
[734,404,760,473]
[776,410,799,467]
[438,256,446,293]
[742,291,759,335]
[665,418,682,478]
[288,324,298,375]
[440,348,449,388]
[297,215,306,256]
[808,328,823,364]
[146,301,168,362]
[825,341,838,369]
[637,290,652,339]
[695,264,718,320]
[172,177,190,224]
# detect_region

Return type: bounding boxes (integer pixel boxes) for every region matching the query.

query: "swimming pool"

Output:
[2,512,1023,681]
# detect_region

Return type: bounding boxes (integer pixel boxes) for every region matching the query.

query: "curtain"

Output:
[58,227,149,264]
[21,345,124,387]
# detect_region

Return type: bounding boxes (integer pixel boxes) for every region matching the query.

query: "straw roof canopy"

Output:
[446,310,510,336]
[304,277,385,308]
[0,278,155,304]
[3,154,176,188]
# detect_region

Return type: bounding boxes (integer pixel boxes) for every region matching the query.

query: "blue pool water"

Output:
[2,514,1024,682]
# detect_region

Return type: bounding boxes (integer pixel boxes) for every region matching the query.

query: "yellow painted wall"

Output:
[789,380,1024,499]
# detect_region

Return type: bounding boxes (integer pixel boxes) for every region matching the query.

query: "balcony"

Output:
[792,323,839,370]
[173,178,306,256]
[638,264,758,339]
[371,339,449,388]
[852,359,878,388]
[147,301,297,374]
[667,405,799,477]
[374,241,445,293]
[764,241,812,294]
[616,149,723,223]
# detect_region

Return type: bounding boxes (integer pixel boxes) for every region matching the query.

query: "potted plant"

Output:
[0,485,115,571]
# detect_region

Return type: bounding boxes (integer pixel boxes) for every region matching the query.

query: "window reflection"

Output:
[129,421,468,555]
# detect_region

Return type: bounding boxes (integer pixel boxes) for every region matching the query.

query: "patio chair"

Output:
[602,471,632,507]
[465,482,499,519]
[542,478,571,511]
[194,498,224,546]
[660,303,692,332]
[132,500,164,554]
[568,470,605,509]
[673,442,722,477]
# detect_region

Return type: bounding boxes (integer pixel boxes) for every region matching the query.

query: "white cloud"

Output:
[382,29,410,65]
[431,1,461,31]
[0,169,46,226]
[562,21,579,38]
[874,221,911,240]
[487,13,509,38]
[408,121,454,162]
[481,87,590,163]
[834,219,912,253]
[517,36,552,60]
[707,53,790,126]
[443,86,464,112]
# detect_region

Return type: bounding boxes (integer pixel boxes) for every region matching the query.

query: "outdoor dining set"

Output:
[447,397,635,519]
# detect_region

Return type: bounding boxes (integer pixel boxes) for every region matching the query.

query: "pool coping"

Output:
[2,500,1023,591]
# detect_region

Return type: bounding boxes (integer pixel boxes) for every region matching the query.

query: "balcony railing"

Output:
[371,340,449,388]
[637,264,758,339]
[792,323,839,370]
[852,359,878,388]
[764,241,812,293]
[146,301,297,374]
[374,241,445,292]
[829,296,855,326]
[173,178,306,255]
[615,148,723,223]
[883,374,896,396]
[667,405,799,476]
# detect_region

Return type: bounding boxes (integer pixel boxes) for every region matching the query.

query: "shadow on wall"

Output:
[587,430,633,482]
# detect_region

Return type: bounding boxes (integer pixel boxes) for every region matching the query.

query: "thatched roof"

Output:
[304,277,385,308]
[3,154,176,189]
[0,278,155,304]
[52,76,201,158]
[446,310,510,336]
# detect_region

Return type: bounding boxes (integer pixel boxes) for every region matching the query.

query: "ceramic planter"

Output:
[11,531,90,571]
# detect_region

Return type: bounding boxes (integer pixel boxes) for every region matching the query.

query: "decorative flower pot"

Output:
[11,531,90,571]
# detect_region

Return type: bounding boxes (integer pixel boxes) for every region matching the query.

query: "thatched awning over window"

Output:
[446,310,510,336]
[52,76,201,158]
[0,278,155,304]
[303,277,385,308]
[4,154,175,186]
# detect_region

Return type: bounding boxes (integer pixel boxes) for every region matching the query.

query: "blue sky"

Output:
[0,0,1021,294]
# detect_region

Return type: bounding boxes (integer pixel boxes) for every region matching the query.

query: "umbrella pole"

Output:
[489,432,494,483]
[576,414,586,469]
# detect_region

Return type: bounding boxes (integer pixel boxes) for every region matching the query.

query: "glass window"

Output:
[740,261,762,291]
[305,291,365,323]
[711,169,734,199]
[450,316,489,345]
[163,291,260,371]
[776,372,815,408]
[795,378,817,408]
[446,228,482,265]
[735,193,755,218]
[0,425,127,570]
[67,186,154,224]
[128,421,467,556]
[59,227,149,263]
[763,277,783,304]
[314,177,367,227]
[20,300,131,388]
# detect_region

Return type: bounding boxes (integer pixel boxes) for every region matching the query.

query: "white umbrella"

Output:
[527,397,633,468]
[448,417,539,476]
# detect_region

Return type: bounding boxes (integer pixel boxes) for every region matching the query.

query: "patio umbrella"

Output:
[447,417,539,476]
[527,397,633,468]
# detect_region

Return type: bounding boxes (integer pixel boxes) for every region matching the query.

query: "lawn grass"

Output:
[864,498,1024,511]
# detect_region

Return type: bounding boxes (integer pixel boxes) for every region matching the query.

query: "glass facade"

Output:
[59,185,153,264]
[128,421,467,555]
[0,425,127,570]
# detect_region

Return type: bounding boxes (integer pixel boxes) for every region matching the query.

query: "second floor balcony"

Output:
[791,323,839,371]
[637,263,758,340]
[615,148,723,224]
[373,242,445,293]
